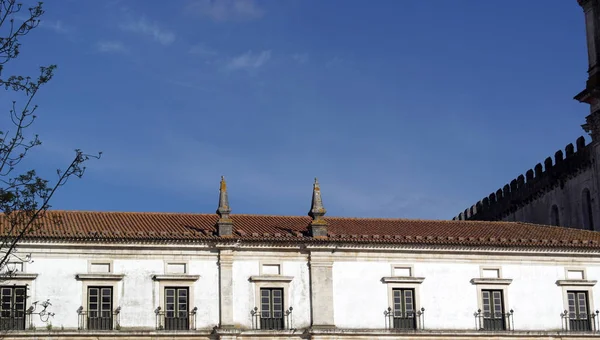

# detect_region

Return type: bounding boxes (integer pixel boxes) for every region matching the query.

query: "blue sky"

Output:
[5,0,590,219]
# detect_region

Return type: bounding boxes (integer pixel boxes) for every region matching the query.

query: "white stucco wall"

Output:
[10,244,600,334]
[333,255,600,331]
[232,256,310,329]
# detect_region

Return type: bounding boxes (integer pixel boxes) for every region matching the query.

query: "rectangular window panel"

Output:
[259,288,284,330]
[87,286,112,330]
[482,268,500,279]
[390,288,416,330]
[567,270,585,280]
[0,286,26,330]
[262,264,281,275]
[481,290,505,331]
[90,263,111,273]
[164,287,189,330]
[393,267,412,277]
[567,290,591,331]
[166,263,186,274]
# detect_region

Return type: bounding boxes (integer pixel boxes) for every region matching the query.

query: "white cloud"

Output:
[186,0,264,22]
[120,17,175,45]
[189,43,218,57]
[226,50,271,71]
[39,20,71,34]
[96,41,128,54]
[292,53,308,64]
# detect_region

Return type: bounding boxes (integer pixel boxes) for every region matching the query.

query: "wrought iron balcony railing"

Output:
[77,306,121,330]
[250,306,293,330]
[384,307,425,330]
[560,310,600,332]
[154,306,197,331]
[0,300,54,331]
[474,309,514,331]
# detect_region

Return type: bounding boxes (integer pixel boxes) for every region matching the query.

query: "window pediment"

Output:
[470,278,512,285]
[76,273,124,281]
[381,276,425,284]
[152,274,199,282]
[556,279,597,287]
[0,273,37,281]
[249,275,293,283]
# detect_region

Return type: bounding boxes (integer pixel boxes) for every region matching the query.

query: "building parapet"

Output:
[453,136,592,221]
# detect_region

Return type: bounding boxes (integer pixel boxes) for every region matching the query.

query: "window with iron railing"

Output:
[474,290,514,331]
[77,287,120,330]
[563,291,595,332]
[390,288,416,329]
[0,286,26,330]
[155,287,197,331]
[250,288,293,330]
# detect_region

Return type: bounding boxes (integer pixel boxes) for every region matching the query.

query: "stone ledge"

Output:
[75,273,125,281]
[381,276,425,284]
[249,275,294,282]
[152,274,200,281]
[0,273,38,280]
[470,278,513,285]
[556,279,597,286]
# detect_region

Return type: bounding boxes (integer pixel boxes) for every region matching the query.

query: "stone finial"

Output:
[308,178,328,238]
[216,176,233,237]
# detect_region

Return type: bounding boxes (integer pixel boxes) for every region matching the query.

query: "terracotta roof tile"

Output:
[2,210,600,249]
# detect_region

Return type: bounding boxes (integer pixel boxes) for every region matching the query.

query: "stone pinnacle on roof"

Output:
[308,177,328,238]
[216,176,233,237]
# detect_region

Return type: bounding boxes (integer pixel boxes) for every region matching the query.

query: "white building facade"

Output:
[2,178,600,339]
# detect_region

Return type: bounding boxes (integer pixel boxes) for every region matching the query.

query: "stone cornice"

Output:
[152,274,200,282]
[0,273,38,281]
[13,240,600,258]
[381,276,425,284]
[249,275,293,283]
[470,278,512,285]
[556,279,597,287]
[76,273,124,281]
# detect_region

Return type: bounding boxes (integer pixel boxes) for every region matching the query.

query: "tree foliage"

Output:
[0,0,99,274]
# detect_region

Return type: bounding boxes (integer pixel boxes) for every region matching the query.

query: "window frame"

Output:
[556,267,597,331]
[471,266,512,329]
[86,286,114,330]
[0,285,27,330]
[249,265,293,330]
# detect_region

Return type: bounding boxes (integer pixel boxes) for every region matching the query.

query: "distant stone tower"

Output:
[452,0,600,231]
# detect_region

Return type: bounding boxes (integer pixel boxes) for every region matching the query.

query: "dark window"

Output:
[568,291,591,331]
[260,288,284,330]
[392,288,416,329]
[482,290,506,331]
[87,287,112,330]
[165,287,189,330]
[583,189,594,230]
[551,205,560,226]
[0,286,26,330]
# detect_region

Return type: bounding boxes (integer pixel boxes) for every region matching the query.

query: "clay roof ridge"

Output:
[513,221,600,233]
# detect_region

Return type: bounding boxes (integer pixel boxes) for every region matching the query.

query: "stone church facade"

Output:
[454,0,600,231]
